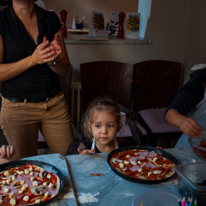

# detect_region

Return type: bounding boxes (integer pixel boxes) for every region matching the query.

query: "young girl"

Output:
[0,145,16,163]
[66,97,137,155]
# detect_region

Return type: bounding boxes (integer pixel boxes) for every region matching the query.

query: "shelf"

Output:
[64,34,150,45]
[67,29,89,34]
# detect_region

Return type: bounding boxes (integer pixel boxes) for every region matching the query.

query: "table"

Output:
[22,148,203,206]
[65,147,203,206]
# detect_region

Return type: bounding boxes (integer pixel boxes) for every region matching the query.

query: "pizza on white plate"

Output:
[110,149,175,181]
[0,163,60,205]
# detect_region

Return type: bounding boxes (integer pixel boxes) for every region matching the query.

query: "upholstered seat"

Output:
[139,108,181,133]
[116,121,148,137]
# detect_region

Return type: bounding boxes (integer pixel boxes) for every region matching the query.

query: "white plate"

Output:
[132,190,186,206]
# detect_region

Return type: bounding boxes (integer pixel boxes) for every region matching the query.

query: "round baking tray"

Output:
[107,146,179,184]
[0,160,65,206]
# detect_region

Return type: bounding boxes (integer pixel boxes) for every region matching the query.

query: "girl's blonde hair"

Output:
[80,97,122,141]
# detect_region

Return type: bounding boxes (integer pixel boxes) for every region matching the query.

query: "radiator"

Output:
[71,82,81,126]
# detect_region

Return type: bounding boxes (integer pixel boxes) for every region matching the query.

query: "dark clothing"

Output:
[0,4,62,98]
[165,68,206,116]
[65,137,138,155]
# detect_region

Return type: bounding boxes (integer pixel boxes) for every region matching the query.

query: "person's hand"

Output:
[77,148,95,155]
[0,145,16,162]
[32,36,56,65]
[179,117,202,138]
[46,34,62,66]
[50,34,62,58]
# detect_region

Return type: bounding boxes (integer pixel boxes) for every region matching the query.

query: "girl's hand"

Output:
[0,145,16,162]
[32,37,56,65]
[179,117,202,138]
[78,148,95,155]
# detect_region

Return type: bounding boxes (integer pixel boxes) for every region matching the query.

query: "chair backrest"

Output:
[58,64,72,112]
[133,60,182,112]
[80,61,133,114]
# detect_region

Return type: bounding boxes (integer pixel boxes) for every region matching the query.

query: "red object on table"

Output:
[117,11,125,39]
[60,9,67,38]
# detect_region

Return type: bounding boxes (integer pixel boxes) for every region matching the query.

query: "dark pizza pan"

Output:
[107,146,179,184]
[0,160,65,206]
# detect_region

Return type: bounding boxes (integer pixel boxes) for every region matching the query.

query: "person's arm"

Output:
[165,109,202,138]
[165,70,206,138]
[0,35,58,82]
[46,29,70,76]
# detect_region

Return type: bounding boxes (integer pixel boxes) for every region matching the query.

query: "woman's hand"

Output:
[78,148,95,155]
[179,117,202,138]
[0,145,16,162]
[46,34,63,66]
[31,36,57,65]
[50,34,62,57]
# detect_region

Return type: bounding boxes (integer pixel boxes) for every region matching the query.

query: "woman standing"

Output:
[0,0,74,158]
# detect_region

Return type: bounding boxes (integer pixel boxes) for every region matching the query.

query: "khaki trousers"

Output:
[0,93,74,158]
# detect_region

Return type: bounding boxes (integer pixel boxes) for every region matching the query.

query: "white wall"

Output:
[183,0,206,83]
[64,0,189,83]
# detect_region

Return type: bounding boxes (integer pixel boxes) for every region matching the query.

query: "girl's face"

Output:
[88,111,120,146]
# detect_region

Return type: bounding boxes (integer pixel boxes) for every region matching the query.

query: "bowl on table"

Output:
[188,136,206,160]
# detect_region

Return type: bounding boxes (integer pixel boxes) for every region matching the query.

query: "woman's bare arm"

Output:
[165,109,202,138]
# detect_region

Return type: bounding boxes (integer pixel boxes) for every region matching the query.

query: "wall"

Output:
[183,0,206,83]
[56,0,189,83]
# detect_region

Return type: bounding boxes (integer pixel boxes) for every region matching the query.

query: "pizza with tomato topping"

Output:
[109,149,176,181]
[0,163,60,205]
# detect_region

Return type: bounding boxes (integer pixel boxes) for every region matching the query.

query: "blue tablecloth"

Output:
[65,147,203,206]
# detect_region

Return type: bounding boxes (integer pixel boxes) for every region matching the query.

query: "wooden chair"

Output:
[38,64,81,148]
[80,61,148,143]
[80,61,133,114]
[133,60,183,148]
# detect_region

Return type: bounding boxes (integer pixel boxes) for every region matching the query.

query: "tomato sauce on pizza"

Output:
[0,163,60,205]
[110,149,175,181]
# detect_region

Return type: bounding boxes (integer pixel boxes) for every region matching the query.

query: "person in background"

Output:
[66,97,139,155]
[0,0,74,158]
[165,66,206,148]
[0,145,16,163]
